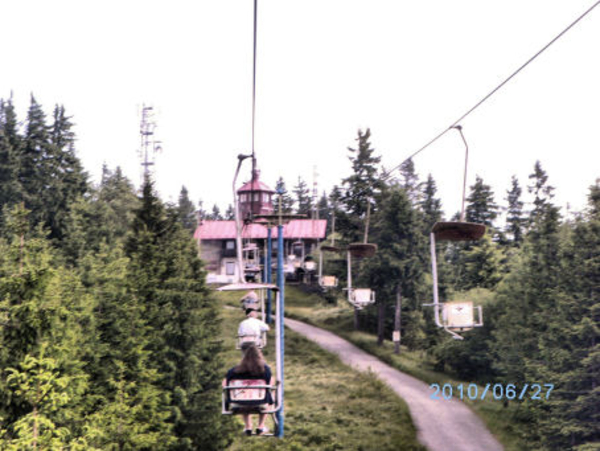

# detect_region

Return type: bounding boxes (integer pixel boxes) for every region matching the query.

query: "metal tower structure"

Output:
[138,105,162,182]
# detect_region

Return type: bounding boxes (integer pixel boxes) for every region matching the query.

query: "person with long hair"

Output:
[223,343,274,436]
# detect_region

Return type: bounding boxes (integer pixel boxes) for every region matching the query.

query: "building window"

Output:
[226,241,235,250]
[226,262,235,275]
[240,194,247,203]
[254,193,260,202]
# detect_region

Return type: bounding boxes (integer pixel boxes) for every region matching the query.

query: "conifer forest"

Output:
[0,95,598,450]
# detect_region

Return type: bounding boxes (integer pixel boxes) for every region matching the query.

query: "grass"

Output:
[284,285,531,451]
[215,288,426,451]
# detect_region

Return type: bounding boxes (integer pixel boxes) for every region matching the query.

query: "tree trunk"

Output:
[377,300,385,346]
[394,286,402,355]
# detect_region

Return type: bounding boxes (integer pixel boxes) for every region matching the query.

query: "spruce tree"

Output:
[505,175,525,246]
[176,186,196,232]
[525,182,600,449]
[363,187,425,346]
[20,95,50,228]
[419,174,443,231]
[0,99,22,210]
[340,128,383,243]
[125,178,232,449]
[275,177,294,213]
[224,204,234,220]
[465,175,498,227]
[399,158,420,204]
[293,177,312,216]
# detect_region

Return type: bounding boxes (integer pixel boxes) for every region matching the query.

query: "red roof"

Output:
[194,220,327,240]
[237,179,275,193]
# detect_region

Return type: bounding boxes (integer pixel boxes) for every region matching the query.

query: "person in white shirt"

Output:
[238,308,270,348]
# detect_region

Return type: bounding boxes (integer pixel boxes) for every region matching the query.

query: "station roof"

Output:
[194,220,327,240]
[237,179,275,193]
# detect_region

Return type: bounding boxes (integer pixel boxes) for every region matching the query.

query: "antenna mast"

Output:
[138,104,163,183]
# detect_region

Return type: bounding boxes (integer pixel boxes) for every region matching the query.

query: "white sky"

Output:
[2,1,599,220]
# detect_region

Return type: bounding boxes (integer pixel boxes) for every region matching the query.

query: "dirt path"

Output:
[285,318,503,451]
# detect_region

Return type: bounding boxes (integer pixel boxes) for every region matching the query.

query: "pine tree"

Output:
[340,128,383,243]
[0,99,22,210]
[208,204,223,221]
[399,158,420,204]
[20,95,50,228]
[224,204,234,220]
[528,160,555,226]
[177,186,196,232]
[342,128,382,218]
[293,177,312,216]
[275,177,294,213]
[0,204,94,441]
[419,174,443,231]
[46,105,88,240]
[465,175,498,227]
[125,178,232,449]
[363,187,425,346]
[525,182,600,449]
[505,175,525,246]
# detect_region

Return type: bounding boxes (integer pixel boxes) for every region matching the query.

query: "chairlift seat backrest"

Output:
[304,261,316,271]
[237,332,267,349]
[432,222,486,242]
[443,301,474,329]
[320,276,338,287]
[320,245,340,253]
[348,243,377,258]
[228,379,268,404]
[353,288,374,305]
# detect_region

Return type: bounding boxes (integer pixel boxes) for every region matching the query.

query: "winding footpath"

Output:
[285,318,503,451]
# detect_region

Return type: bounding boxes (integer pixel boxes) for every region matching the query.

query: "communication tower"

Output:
[138,105,163,182]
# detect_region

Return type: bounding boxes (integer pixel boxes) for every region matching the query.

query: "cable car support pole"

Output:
[266,226,273,323]
[275,188,285,438]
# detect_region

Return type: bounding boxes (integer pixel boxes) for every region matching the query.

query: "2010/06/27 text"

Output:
[429,383,554,401]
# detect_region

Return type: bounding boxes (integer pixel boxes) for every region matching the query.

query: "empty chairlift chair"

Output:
[428,221,485,339]
[345,243,377,309]
[318,245,340,289]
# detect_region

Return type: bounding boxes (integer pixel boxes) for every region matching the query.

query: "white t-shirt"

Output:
[238,317,270,338]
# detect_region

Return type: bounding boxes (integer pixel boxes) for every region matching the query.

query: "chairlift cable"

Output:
[373,0,600,190]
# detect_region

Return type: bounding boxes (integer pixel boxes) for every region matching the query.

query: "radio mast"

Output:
[138,104,162,183]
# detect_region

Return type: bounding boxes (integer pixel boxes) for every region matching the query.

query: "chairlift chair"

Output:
[318,245,340,290]
[236,331,268,350]
[222,378,280,436]
[345,243,377,309]
[425,125,487,339]
[219,283,283,431]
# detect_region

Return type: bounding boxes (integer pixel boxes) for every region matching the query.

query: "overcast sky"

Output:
[2,0,599,220]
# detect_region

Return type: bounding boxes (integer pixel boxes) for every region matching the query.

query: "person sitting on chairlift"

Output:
[223,343,274,436]
[240,290,259,310]
[238,308,269,347]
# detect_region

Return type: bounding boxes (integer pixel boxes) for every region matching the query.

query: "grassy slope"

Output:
[284,286,530,451]
[216,289,425,451]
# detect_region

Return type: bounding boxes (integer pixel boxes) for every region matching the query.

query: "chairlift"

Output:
[236,331,268,350]
[219,283,283,431]
[345,244,377,309]
[344,197,378,308]
[425,125,486,339]
[318,245,340,289]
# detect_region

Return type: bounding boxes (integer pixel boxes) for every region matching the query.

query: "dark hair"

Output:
[234,343,266,376]
[245,308,256,316]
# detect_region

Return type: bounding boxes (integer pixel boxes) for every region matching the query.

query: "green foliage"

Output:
[275,176,294,214]
[177,186,197,233]
[293,177,312,216]
[505,175,525,246]
[125,178,231,449]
